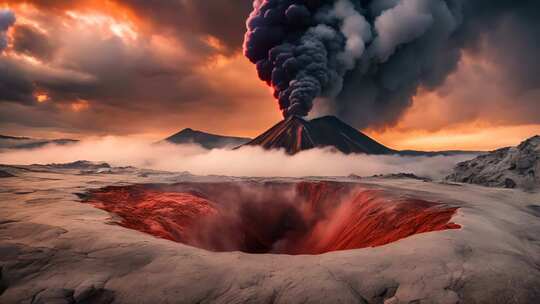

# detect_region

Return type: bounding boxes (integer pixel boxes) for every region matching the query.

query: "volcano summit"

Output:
[243,115,395,155]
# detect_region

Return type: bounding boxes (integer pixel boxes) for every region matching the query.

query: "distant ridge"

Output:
[164,128,251,149]
[0,135,32,140]
[164,118,482,156]
[0,134,78,150]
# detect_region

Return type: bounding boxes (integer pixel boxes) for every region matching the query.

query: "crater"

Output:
[83,181,460,255]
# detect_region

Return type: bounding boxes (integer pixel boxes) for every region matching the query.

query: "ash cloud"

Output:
[0,9,15,52]
[12,24,56,60]
[244,0,372,117]
[112,0,253,52]
[1,1,539,136]
[244,0,540,128]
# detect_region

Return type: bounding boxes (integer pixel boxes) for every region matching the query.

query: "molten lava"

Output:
[86,185,218,243]
[85,182,460,254]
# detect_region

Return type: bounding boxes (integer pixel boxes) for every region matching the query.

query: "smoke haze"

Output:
[0,137,474,179]
[243,0,540,129]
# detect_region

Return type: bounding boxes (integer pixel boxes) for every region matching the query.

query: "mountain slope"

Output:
[446,135,540,190]
[165,128,251,149]
[243,116,396,155]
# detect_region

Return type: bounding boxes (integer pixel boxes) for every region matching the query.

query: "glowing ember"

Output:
[85,182,460,254]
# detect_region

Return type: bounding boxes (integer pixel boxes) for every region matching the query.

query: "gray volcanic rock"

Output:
[164,128,251,149]
[45,160,111,170]
[0,163,539,303]
[372,173,432,182]
[446,136,540,190]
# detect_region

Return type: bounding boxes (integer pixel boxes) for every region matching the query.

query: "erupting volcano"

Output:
[1,0,540,302]
[243,115,395,155]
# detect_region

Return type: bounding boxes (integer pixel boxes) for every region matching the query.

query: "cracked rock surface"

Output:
[0,163,539,304]
[446,135,540,190]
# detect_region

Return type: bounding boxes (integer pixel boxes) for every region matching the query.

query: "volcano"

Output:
[242,115,396,155]
[164,128,251,149]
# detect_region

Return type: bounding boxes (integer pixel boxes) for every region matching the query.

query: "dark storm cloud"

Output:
[2,0,539,137]
[119,0,253,51]
[347,0,540,129]
[12,24,56,60]
[476,2,540,93]
[434,0,540,126]
[0,54,98,104]
[0,1,254,132]
[408,1,540,131]
[7,0,253,52]
[0,9,16,52]
[0,59,34,102]
[244,0,540,128]
[0,0,252,106]
[0,33,215,106]
[0,2,252,135]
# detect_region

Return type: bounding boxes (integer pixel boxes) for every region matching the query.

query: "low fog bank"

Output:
[0,137,476,179]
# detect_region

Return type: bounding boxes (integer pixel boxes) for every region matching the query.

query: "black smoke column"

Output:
[244,1,540,129]
[244,0,371,118]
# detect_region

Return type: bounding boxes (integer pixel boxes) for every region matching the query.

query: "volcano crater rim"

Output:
[82,181,461,255]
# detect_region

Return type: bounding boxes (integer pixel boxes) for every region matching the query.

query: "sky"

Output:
[0,0,538,151]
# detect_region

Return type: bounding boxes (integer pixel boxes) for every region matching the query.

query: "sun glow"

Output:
[204,35,226,51]
[65,10,138,41]
[70,99,90,112]
[35,93,49,103]
[367,123,540,151]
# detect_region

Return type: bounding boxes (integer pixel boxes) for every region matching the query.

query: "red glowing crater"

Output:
[85,182,460,254]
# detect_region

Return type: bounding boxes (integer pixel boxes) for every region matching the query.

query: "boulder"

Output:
[446,136,540,190]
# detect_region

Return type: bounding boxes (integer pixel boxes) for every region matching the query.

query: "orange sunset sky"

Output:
[0,1,538,151]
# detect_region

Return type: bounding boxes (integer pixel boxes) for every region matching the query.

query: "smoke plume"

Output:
[243,0,539,127]
[0,9,15,52]
[244,0,371,117]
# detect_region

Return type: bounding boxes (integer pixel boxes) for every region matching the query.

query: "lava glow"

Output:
[85,181,461,255]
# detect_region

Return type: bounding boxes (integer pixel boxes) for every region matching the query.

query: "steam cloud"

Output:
[243,0,534,127]
[0,9,15,52]
[0,137,474,179]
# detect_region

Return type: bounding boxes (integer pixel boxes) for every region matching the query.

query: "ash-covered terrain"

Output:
[1,162,539,303]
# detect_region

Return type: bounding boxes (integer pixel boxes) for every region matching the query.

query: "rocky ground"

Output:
[0,163,539,303]
[446,136,539,190]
